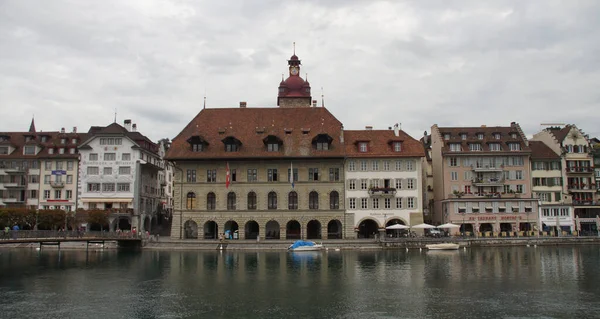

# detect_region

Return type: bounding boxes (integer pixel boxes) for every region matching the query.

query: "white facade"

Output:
[38,159,78,211]
[345,158,424,231]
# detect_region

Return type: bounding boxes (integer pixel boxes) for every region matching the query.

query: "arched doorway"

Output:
[479,223,494,234]
[183,220,198,239]
[245,220,259,240]
[357,219,379,239]
[224,220,239,240]
[204,221,218,239]
[460,224,474,236]
[306,220,321,239]
[500,223,513,235]
[265,220,280,239]
[117,217,131,231]
[385,219,407,238]
[520,222,532,236]
[327,220,342,239]
[286,220,301,239]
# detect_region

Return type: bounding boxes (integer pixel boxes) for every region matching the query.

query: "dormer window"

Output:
[23,146,35,155]
[359,142,368,152]
[25,136,32,142]
[72,138,77,144]
[394,142,402,152]
[510,133,518,139]
[508,143,521,151]
[444,133,450,140]
[449,143,462,152]
[494,133,501,140]
[461,133,467,140]
[187,136,209,152]
[48,148,54,154]
[222,136,242,152]
[69,148,75,154]
[59,148,65,154]
[263,135,283,152]
[469,143,482,151]
[0,136,8,142]
[61,138,66,144]
[477,133,484,140]
[41,136,47,143]
[489,143,502,151]
[312,134,332,151]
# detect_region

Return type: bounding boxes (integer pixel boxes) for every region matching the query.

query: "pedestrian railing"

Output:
[1,230,142,240]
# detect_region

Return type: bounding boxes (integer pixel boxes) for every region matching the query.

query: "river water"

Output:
[1,246,600,319]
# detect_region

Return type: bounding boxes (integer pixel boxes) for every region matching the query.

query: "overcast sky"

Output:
[1,0,599,141]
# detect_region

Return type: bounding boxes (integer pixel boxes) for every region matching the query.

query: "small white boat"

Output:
[288,240,324,251]
[425,243,460,250]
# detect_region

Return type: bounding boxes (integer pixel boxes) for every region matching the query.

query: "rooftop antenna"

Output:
[306,73,308,81]
[203,88,206,109]
[293,41,296,55]
[114,109,117,123]
[321,87,325,107]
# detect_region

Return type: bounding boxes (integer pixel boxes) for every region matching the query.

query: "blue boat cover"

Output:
[289,240,315,249]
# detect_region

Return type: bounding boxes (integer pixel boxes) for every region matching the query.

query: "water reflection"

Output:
[1,247,600,318]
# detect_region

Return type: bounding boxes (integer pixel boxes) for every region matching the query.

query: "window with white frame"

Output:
[87,183,100,192]
[359,142,368,152]
[515,170,523,180]
[349,179,356,190]
[103,167,112,175]
[372,198,379,209]
[407,179,415,189]
[406,160,414,171]
[444,134,450,140]
[371,179,380,188]
[360,179,368,190]
[461,133,467,140]
[66,175,73,184]
[45,161,52,170]
[360,160,367,171]
[122,153,131,161]
[349,198,356,209]
[477,133,484,140]
[361,198,368,209]
[348,161,356,171]
[394,142,401,152]
[43,190,50,199]
[395,179,402,189]
[395,160,403,170]
[451,172,458,181]
[383,161,390,171]
[469,143,482,151]
[87,167,99,175]
[384,198,391,209]
[489,143,501,151]
[117,183,130,192]
[104,153,116,161]
[372,161,379,171]
[450,158,458,167]
[494,133,501,140]
[396,197,403,209]
[24,146,35,155]
[102,183,115,192]
[119,166,131,175]
[89,153,98,161]
[516,185,524,193]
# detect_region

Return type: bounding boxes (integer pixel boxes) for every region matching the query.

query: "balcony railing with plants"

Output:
[471,177,505,186]
[567,183,595,190]
[566,166,594,173]
[368,187,397,196]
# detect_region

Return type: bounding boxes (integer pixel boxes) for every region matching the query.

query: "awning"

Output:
[498,206,506,209]
[525,206,532,208]
[81,198,133,203]
[485,206,493,209]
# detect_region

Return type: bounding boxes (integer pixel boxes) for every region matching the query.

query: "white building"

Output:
[78,120,163,232]
[344,125,425,238]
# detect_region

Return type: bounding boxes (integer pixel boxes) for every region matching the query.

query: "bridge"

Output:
[0,230,143,250]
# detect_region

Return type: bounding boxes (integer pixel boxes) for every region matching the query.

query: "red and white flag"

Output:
[225,162,231,189]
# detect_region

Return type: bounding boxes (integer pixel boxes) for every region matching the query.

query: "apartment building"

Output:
[431,123,539,236]
[344,124,425,238]
[78,121,163,232]
[529,141,573,233]
[532,125,599,234]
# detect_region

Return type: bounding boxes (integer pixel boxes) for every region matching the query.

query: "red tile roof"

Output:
[166,107,344,160]
[0,131,87,161]
[436,125,531,154]
[82,123,158,155]
[529,141,560,159]
[344,130,425,158]
[547,125,573,142]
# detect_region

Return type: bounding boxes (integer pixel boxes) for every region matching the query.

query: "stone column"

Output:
[280,227,286,240]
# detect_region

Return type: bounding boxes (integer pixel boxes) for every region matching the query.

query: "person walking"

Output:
[3,226,9,240]
[12,225,19,240]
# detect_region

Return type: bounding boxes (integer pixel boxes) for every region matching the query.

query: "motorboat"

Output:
[288,240,324,251]
[425,243,460,250]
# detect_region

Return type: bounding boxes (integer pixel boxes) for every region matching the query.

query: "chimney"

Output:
[60,127,65,134]
[132,124,137,132]
[393,123,400,137]
[312,100,317,107]
[365,126,373,130]
[481,125,487,128]
[239,101,247,108]
[124,119,132,131]
[72,127,77,133]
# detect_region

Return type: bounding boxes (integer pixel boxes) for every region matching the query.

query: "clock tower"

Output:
[277,53,312,108]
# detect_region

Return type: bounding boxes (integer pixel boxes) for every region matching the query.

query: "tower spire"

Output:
[29,117,36,133]
[293,41,295,55]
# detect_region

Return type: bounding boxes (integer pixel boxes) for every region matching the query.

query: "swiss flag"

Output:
[225,162,231,189]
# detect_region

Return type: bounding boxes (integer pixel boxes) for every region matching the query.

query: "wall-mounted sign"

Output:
[52,170,67,175]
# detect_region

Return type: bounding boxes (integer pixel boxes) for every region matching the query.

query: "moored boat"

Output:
[288,240,324,251]
[425,243,460,250]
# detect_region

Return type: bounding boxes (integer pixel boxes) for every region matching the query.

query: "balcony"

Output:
[567,184,596,191]
[572,200,600,206]
[4,167,26,174]
[566,167,594,174]
[472,177,505,186]
[3,182,25,188]
[50,181,65,188]
[368,187,397,196]
[1,197,23,203]
[472,165,504,172]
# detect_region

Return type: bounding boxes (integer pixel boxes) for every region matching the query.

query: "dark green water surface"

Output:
[1,246,600,319]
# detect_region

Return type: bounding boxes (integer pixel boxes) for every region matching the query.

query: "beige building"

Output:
[431,123,539,236]
[166,53,349,240]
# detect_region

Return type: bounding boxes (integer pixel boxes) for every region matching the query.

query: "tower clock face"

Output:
[290,67,299,75]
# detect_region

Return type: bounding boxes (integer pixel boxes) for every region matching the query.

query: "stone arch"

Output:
[306,220,321,239]
[286,220,301,239]
[265,220,280,239]
[183,220,198,239]
[224,220,239,240]
[203,220,218,239]
[357,218,379,239]
[116,216,131,231]
[479,223,494,233]
[385,218,408,237]
[327,219,342,239]
[245,220,259,239]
